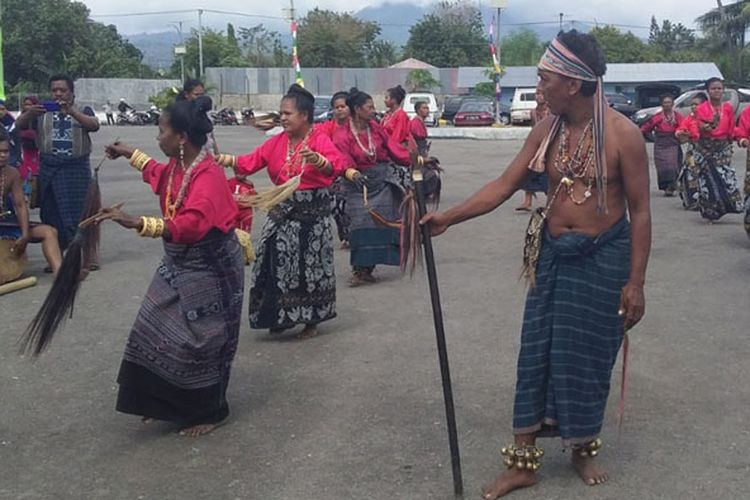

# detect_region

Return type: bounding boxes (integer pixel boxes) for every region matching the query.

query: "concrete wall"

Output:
[74,78,181,112]
[205,67,460,110]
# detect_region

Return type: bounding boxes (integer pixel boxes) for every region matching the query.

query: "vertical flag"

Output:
[291,21,304,87]
[488,19,502,101]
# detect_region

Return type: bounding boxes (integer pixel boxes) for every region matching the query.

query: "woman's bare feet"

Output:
[481,469,537,499]
[179,423,221,437]
[297,324,318,339]
[572,453,608,486]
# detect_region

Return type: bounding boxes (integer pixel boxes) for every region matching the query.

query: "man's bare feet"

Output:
[179,423,221,437]
[481,469,537,499]
[572,453,608,486]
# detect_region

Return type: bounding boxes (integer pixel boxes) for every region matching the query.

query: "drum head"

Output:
[0,239,28,285]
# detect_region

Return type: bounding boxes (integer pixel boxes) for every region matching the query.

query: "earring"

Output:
[179,143,185,167]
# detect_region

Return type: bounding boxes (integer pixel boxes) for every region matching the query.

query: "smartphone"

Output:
[42,101,61,112]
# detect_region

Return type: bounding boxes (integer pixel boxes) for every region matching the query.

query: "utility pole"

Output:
[171,21,186,83]
[559,13,564,32]
[197,9,204,78]
[490,1,508,125]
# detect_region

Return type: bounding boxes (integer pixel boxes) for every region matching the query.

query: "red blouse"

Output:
[332,119,411,170]
[235,128,348,189]
[142,155,237,244]
[381,108,411,144]
[314,118,348,139]
[410,117,428,141]
[734,105,750,141]
[695,101,734,140]
[676,114,700,142]
[640,111,684,135]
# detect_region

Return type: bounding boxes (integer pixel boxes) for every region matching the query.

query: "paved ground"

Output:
[1,125,749,500]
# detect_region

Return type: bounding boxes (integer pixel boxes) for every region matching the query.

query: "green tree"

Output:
[696,1,750,81]
[368,40,400,68]
[405,69,441,91]
[648,17,695,53]
[404,1,487,67]
[239,25,287,67]
[297,9,380,67]
[173,28,245,77]
[589,26,652,63]
[2,0,150,89]
[500,29,545,66]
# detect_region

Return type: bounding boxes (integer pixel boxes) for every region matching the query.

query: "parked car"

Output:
[454,100,496,127]
[510,87,538,125]
[402,92,439,126]
[441,95,466,122]
[313,96,332,123]
[632,85,750,126]
[605,93,638,118]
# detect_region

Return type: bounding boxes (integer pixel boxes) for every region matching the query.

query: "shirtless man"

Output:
[0,132,62,275]
[421,30,651,497]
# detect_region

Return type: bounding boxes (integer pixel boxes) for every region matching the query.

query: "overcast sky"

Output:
[81,0,720,36]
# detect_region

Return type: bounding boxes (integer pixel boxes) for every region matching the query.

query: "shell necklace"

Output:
[164,148,207,220]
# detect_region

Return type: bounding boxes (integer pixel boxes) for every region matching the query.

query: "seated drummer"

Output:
[0,130,62,275]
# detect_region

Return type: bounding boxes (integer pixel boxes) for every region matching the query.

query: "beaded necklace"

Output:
[349,119,376,159]
[553,119,596,205]
[281,129,312,180]
[164,148,207,220]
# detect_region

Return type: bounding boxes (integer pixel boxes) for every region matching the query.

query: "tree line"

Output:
[3,0,749,102]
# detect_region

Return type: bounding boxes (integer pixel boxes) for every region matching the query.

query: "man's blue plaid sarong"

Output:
[513,217,631,445]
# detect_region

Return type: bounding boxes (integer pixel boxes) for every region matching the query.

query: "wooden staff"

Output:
[411,151,464,498]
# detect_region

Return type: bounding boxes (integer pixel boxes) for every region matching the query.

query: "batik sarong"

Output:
[330,178,351,243]
[249,188,336,330]
[38,154,91,249]
[344,162,405,268]
[653,132,682,191]
[693,139,743,221]
[677,143,700,210]
[116,229,245,425]
[513,217,631,445]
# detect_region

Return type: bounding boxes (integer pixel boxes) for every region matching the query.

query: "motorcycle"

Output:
[116,109,152,126]
[212,107,238,126]
[241,107,255,125]
[147,106,160,125]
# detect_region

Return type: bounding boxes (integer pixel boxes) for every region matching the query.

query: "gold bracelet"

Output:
[314,153,327,168]
[137,216,165,238]
[216,154,237,168]
[345,168,359,182]
[129,149,152,172]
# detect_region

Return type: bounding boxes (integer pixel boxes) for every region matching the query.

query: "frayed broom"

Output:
[18,203,122,357]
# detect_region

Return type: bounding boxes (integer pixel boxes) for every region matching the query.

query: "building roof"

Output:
[389,58,437,69]
[457,62,723,88]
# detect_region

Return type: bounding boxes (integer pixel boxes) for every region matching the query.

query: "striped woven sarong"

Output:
[513,218,631,445]
[116,229,245,425]
[38,154,91,250]
[693,139,743,221]
[344,162,405,268]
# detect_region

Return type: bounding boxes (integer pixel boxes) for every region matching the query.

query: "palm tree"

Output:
[697,0,750,81]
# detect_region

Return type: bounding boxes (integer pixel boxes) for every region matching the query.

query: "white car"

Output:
[510,87,538,125]
[402,92,439,126]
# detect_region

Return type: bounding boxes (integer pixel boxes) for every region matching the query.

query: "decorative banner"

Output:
[487,19,502,102]
[291,21,304,87]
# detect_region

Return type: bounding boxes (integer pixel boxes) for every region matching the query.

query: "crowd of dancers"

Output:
[640,77,749,236]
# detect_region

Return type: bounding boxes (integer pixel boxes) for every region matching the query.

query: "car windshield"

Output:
[607,94,628,104]
[459,101,492,112]
[314,97,330,113]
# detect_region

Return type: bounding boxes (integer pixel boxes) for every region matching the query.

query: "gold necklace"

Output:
[164,149,207,220]
[350,120,376,159]
[554,120,595,205]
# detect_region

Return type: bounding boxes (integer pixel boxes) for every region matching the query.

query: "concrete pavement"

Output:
[1,125,748,500]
